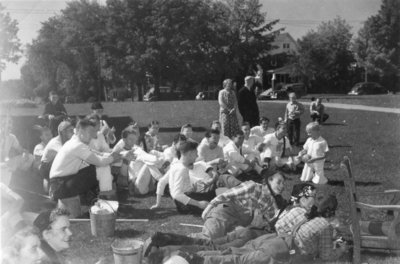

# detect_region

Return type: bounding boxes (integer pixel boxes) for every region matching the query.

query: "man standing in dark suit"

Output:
[237,76,260,127]
[43,91,68,136]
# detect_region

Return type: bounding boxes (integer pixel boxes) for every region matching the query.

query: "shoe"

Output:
[143,235,156,257]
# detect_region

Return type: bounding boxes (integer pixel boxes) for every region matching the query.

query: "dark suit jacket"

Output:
[237,86,259,126]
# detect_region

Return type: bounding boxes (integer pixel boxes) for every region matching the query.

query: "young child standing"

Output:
[299,122,329,184]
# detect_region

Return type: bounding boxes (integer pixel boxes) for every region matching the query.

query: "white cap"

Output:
[163,255,189,264]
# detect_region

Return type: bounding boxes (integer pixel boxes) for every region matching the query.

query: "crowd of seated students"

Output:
[0,91,346,264]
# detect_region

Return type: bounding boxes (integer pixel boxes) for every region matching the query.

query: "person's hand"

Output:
[150,203,160,210]
[48,115,55,120]
[201,204,213,219]
[298,149,307,156]
[198,200,209,209]
[111,152,122,162]
[122,150,136,161]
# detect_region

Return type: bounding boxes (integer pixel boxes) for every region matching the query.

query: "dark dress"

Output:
[237,87,260,127]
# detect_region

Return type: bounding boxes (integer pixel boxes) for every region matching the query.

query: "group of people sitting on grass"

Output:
[1,89,335,263]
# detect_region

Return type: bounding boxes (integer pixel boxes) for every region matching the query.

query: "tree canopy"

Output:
[353,0,400,91]
[22,0,279,101]
[0,3,22,81]
[295,17,355,93]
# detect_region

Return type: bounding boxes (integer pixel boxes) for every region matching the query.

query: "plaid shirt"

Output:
[295,217,343,261]
[275,207,308,235]
[208,181,278,222]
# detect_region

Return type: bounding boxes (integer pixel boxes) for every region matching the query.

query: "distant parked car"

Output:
[258,83,307,100]
[348,82,388,95]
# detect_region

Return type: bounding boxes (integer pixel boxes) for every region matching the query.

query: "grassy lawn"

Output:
[31,102,400,264]
[300,93,400,108]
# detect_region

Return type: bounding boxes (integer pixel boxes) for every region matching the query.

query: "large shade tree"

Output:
[353,0,400,91]
[295,17,355,93]
[22,0,279,101]
[0,4,22,82]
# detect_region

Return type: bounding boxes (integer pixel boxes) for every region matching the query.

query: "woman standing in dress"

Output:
[218,79,240,138]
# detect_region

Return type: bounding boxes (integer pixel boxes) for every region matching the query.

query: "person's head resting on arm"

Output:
[33,208,72,253]
[289,183,317,213]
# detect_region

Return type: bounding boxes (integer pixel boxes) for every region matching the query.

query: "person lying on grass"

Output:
[33,208,72,264]
[147,191,348,264]
[200,172,286,240]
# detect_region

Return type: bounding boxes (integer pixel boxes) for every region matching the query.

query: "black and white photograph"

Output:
[0,0,399,263]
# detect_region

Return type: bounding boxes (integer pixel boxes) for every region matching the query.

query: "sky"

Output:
[1,0,382,80]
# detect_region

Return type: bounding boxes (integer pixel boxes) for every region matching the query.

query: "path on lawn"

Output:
[264,100,400,114]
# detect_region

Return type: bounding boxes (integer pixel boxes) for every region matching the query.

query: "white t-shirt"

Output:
[168,162,193,205]
[263,133,291,158]
[303,136,329,158]
[243,135,263,152]
[33,142,46,157]
[223,141,245,164]
[197,140,224,162]
[50,135,93,178]
[189,161,212,182]
[41,136,63,163]
[251,126,274,138]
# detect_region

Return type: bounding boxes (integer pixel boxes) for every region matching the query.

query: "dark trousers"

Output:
[174,190,216,215]
[49,165,97,200]
[310,113,329,123]
[287,118,301,146]
[39,162,52,180]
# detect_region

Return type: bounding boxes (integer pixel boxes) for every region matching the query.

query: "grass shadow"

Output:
[329,144,352,148]
[117,207,179,220]
[322,122,348,126]
[114,228,144,238]
[328,180,382,187]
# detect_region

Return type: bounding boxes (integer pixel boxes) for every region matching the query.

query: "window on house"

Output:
[283,43,290,49]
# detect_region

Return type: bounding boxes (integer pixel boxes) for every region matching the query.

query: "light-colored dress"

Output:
[218,89,240,139]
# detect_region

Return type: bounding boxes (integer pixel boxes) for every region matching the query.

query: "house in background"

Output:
[269,32,299,56]
[263,33,302,88]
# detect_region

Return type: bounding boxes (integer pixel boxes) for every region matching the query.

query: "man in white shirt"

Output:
[49,118,121,201]
[241,122,263,156]
[39,121,74,192]
[168,141,215,215]
[197,129,224,165]
[223,130,262,180]
[261,122,300,171]
[250,117,275,138]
